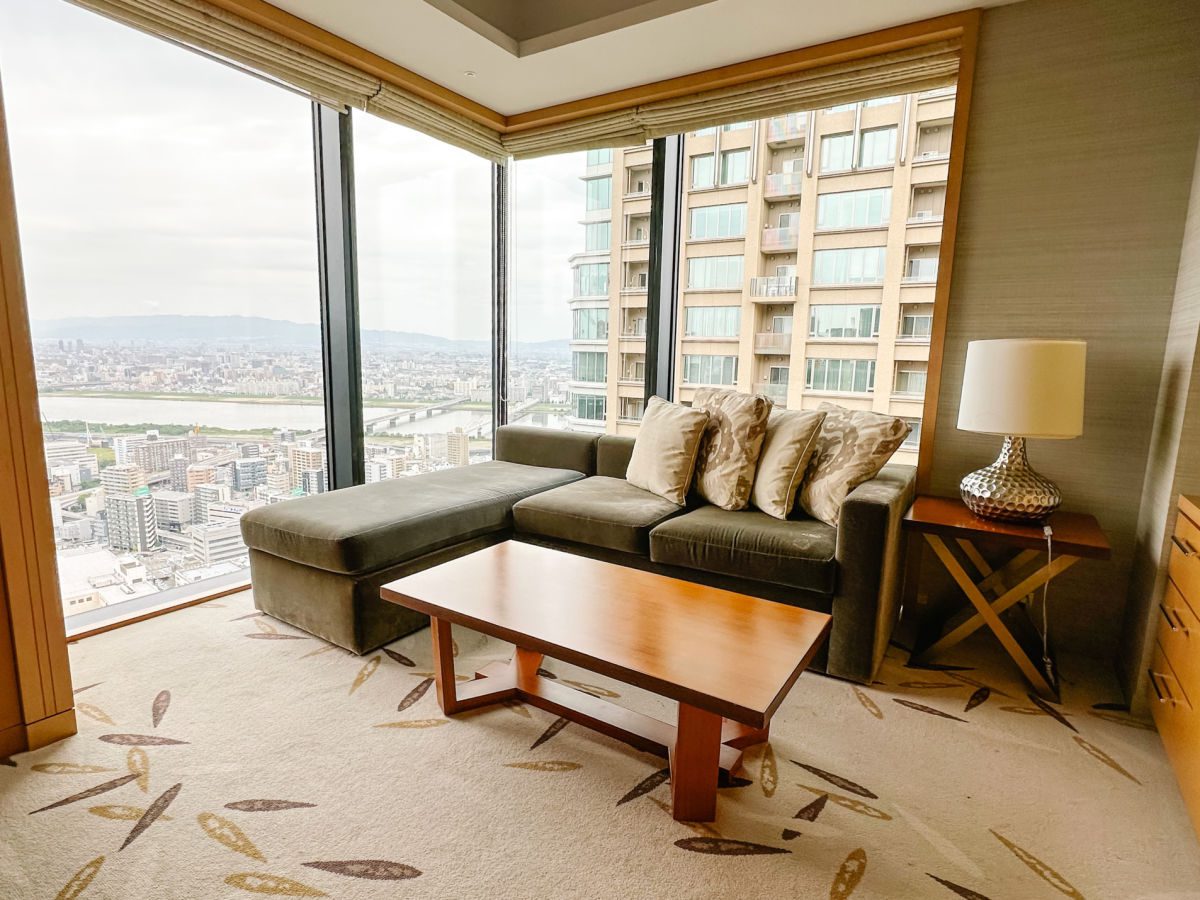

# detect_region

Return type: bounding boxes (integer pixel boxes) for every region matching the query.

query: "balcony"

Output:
[764,171,804,199]
[907,210,943,225]
[760,226,799,253]
[754,332,792,353]
[903,258,940,283]
[766,113,807,145]
[755,382,789,406]
[750,276,798,298]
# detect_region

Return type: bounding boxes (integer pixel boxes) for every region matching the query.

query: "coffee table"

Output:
[380,540,830,822]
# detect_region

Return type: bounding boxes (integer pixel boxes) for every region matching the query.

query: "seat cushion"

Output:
[513,476,684,555]
[240,461,584,575]
[649,506,837,593]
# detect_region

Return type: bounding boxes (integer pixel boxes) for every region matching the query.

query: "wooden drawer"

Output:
[1157,579,1200,696]
[1150,641,1200,836]
[1167,511,1200,610]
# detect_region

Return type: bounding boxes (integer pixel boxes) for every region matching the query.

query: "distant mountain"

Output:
[31,315,569,357]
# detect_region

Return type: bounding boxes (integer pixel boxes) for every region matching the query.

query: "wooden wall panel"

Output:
[924,0,1200,659]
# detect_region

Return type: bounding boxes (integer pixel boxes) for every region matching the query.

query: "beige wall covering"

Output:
[1121,139,1200,711]
[927,0,1200,661]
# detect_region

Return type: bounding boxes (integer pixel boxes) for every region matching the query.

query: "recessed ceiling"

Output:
[270,0,1018,116]
[420,0,719,57]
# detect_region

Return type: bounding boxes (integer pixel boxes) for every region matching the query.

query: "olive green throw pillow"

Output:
[692,389,772,511]
[799,403,911,527]
[750,408,828,520]
[625,397,710,506]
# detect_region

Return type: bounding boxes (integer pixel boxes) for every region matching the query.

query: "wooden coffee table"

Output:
[380,541,830,822]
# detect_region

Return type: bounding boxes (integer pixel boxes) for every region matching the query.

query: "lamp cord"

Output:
[1040,524,1054,684]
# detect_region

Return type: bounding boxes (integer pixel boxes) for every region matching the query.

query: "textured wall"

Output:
[1120,141,1200,710]
[926,0,1200,658]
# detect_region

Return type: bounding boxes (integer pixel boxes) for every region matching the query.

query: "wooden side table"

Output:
[903,495,1111,699]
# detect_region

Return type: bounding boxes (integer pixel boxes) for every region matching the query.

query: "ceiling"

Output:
[271,0,1014,116]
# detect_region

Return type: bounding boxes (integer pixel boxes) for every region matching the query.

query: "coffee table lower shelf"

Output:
[429,618,766,822]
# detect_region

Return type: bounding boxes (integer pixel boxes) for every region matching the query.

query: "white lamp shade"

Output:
[957,339,1086,438]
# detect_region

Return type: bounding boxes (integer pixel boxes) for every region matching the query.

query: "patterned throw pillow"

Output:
[799,403,910,526]
[692,389,773,511]
[750,408,828,520]
[625,397,710,506]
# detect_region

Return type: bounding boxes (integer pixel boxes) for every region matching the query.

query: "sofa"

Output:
[239,425,916,683]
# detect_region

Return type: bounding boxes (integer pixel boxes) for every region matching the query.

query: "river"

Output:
[37,395,564,436]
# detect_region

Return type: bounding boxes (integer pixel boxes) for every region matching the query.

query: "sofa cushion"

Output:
[597,435,636,478]
[649,506,837,593]
[240,461,584,575]
[626,397,710,505]
[513,476,684,555]
[494,425,598,474]
[751,408,828,520]
[800,403,911,527]
[692,388,772,511]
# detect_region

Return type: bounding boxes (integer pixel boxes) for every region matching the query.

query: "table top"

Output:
[380,540,831,725]
[903,495,1112,560]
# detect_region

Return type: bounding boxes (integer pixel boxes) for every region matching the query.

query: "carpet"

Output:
[1,589,1198,899]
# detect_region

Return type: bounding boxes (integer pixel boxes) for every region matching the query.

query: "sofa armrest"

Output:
[494,426,598,475]
[828,464,917,683]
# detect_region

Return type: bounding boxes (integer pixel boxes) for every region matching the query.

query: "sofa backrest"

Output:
[494,426,597,475]
[597,435,635,478]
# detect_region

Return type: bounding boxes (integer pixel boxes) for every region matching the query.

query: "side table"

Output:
[903,495,1111,699]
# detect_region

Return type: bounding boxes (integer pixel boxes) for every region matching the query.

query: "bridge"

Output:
[298,397,474,441]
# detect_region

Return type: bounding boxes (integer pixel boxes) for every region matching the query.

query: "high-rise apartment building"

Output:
[288,442,326,490]
[106,491,159,553]
[566,88,955,466]
[100,463,146,495]
[186,463,216,491]
[446,428,470,467]
[168,453,189,492]
[130,431,190,473]
[152,490,193,529]
[193,483,231,523]
[233,457,267,491]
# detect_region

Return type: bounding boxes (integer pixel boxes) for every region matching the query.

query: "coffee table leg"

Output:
[430,616,460,715]
[670,703,722,822]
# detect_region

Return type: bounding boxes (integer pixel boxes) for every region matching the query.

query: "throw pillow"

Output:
[691,389,773,510]
[750,408,828,520]
[799,403,911,526]
[625,397,710,506]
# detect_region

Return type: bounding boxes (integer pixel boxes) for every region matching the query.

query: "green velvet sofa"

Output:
[240,425,915,684]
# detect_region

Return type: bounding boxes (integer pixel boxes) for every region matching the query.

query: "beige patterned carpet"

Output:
[2,589,1199,900]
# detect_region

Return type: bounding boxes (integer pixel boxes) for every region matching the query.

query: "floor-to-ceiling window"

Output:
[1,0,322,628]
[671,87,956,465]
[353,113,493,477]
[506,153,581,431]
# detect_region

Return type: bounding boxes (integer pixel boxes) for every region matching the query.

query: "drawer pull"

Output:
[1165,605,1192,636]
[1159,603,1180,632]
[1172,534,1199,558]
[1148,668,1177,706]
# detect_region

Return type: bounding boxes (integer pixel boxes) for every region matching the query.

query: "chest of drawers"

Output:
[1151,495,1200,836]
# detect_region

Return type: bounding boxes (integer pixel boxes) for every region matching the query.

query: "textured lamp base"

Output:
[960,436,1061,523]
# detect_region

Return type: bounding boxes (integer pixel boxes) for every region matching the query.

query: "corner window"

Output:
[585,175,612,211]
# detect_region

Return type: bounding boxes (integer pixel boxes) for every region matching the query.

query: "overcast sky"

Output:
[0,0,581,343]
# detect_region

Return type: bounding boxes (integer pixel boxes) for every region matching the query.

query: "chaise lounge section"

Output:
[240,425,915,683]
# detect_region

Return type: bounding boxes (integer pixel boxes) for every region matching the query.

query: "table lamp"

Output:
[956,339,1086,522]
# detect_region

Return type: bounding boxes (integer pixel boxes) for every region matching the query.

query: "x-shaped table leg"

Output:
[915,534,1078,699]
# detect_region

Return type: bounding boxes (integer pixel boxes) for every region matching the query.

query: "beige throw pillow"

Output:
[750,408,828,520]
[799,403,911,526]
[625,397,710,506]
[691,389,772,511]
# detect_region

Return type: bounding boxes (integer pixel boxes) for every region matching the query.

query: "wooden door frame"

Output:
[0,75,76,758]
